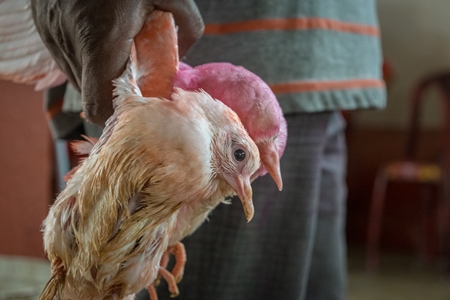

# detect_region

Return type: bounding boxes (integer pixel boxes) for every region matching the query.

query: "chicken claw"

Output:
[150,242,186,299]
[147,284,159,300]
[148,267,179,300]
[167,242,186,283]
[153,251,170,287]
[158,268,180,298]
[160,249,170,270]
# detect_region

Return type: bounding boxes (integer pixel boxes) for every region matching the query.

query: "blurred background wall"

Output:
[0,81,50,258]
[355,0,450,129]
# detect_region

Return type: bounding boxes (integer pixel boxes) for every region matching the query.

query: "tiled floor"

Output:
[348,248,450,300]
[0,256,49,299]
[1,249,449,299]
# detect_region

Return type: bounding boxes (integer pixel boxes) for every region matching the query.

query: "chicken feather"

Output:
[39,61,260,299]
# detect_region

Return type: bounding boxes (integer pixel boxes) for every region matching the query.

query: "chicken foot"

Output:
[147,242,186,299]
[167,242,186,283]
[147,267,179,300]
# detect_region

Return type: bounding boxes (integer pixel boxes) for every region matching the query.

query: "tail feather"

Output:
[39,262,65,300]
[64,135,99,182]
[39,275,62,300]
[71,135,98,156]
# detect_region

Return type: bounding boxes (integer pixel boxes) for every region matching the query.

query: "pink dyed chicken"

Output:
[175,62,287,189]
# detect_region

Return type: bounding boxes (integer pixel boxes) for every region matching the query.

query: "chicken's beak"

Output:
[258,142,283,191]
[224,174,254,222]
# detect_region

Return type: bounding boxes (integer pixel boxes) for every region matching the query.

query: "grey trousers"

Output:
[141,111,348,300]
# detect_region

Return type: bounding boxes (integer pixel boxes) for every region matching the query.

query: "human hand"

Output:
[31,0,204,126]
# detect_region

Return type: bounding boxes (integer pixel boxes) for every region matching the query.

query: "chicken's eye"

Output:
[234,149,246,161]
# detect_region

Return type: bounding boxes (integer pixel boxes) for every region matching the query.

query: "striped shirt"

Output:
[47,0,385,139]
[183,0,386,114]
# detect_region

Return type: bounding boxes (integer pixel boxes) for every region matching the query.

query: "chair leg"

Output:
[446,203,450,275]
[367,168,389,270]
[442,172,450,275]
[442,194,450,275]
[420,183,438,265]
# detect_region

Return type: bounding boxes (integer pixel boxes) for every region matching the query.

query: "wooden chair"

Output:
[366,71,450,271]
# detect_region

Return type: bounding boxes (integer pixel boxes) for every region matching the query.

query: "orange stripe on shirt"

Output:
[270,79,385,94]
[205,18,380,36]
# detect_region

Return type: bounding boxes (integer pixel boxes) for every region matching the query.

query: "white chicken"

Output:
[39,60,260,299]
